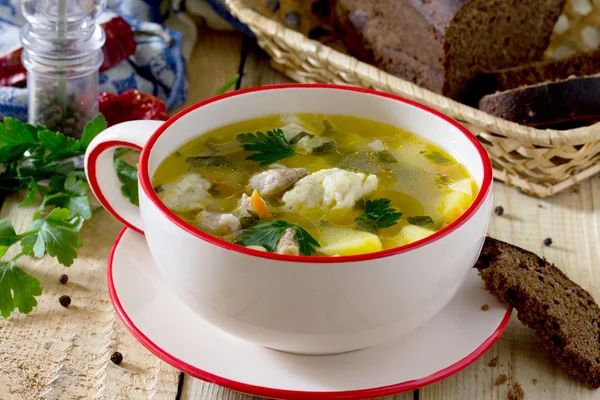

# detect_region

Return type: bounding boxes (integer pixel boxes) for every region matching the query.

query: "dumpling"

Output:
[159,173,212,212]
[282,168,378,210]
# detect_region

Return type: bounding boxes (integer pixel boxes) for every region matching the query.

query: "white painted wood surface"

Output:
[1,26,599,400]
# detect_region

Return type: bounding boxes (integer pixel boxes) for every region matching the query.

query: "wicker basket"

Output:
[225,0,600,198]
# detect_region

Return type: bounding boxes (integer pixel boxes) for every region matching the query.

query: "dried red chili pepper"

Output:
[99,90,168,126]
[0,47,26,88]
[100,16,137,72]
[0,16,136,88]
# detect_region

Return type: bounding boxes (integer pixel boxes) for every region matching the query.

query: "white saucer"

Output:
[108,228,511,399]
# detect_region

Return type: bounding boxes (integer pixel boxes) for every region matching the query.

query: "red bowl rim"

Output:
[138,84,493,264]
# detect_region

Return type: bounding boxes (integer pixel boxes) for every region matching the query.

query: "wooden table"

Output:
[1,25,600,400]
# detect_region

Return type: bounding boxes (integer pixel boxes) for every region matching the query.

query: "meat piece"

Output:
[249,168,309,196]
[282,168,378,210]
[196,211,240,235]
[237,193,253,215]
[276,228,300,256]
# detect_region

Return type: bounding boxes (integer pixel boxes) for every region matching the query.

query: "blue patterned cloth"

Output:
[0,0,187,121]
[206,0,253,36]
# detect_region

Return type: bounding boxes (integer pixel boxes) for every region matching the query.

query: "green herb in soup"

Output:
[152,114,479,256]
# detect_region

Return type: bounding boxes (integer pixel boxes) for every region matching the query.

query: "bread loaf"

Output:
[335,0,566,102]
[477,237,600,389]
[466,49,600,103]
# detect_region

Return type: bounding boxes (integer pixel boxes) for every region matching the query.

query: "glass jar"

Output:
[20,0,107,138]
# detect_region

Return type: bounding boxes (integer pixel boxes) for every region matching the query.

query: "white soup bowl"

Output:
[85,84,493,355]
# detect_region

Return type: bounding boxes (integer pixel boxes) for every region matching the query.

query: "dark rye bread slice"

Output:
[478,74,600,128]
[465,49,600,104]
[335,0,566,101]
[477,237,600,389]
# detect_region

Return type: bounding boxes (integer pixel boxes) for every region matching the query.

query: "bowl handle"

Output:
[84,120,163,234]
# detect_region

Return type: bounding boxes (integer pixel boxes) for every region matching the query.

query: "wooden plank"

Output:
[239,40,294,88]
[0,194,180,400]
[172,26,245,113]
[420,176,600,400]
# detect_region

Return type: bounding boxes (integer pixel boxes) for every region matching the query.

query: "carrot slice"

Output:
[250,190,272,219]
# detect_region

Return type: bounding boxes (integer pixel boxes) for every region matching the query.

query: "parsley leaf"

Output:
[19,179,38,207]
[37,129,80,161]
[0,261,42,319]
[79,114,108,150]
[36,173,92,220]
[64,173,89,196]
[0,118,39,164]
[355,198,402,232]
[407,216,434,226]
[0,219,20,247]
[294,225,321,256]
[115,159,139,206]
[237,129,299,165]
[21,208,84,266]
[424,152,451,164]
[237,220,320,256]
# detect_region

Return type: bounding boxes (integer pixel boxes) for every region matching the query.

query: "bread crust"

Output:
[477,237,600,389]
[478,74,600,127]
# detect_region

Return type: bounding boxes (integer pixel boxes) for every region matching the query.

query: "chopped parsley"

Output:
[185,155,231,168]
[424,151,451,164]
[376,150,397,164]
[355,198,402,232]
[289,131,314,144]
[407,216,434,226]
[312,141,337,154]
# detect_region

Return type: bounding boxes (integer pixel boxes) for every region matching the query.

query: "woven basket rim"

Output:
[225,0,600,148]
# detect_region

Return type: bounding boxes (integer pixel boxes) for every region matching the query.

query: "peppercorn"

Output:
[110,351,123,365]
[543,238,553,246]
[265,0,280,12]
[59,295,71,307]
[32,92,94,139]
[284,11,301,28]
[58,274,68,285]
[494,206,504,216]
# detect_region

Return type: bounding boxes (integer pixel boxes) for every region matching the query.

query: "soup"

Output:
[152,114,478,256]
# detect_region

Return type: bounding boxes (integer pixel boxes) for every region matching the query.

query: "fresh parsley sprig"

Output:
[237,220,320,256]
[237,129,299,165]
[0,114,106,319]
[355,198,402,232]
[115,159,139,206]
[0,208,84,318]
